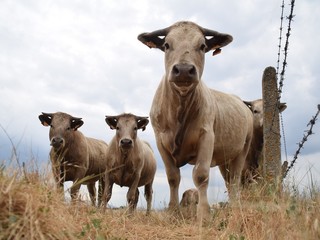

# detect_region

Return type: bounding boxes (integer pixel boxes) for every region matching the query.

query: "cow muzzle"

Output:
[169,63,198,96]
[50,137,64,149]
[119,138,133,149]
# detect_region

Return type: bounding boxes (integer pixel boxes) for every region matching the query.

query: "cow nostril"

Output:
[172,65,180,76]
[189,66,196,76]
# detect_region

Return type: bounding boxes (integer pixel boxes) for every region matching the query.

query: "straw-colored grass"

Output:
[1,164,320,240]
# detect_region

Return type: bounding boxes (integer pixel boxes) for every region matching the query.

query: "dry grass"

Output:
[1,164,320,240]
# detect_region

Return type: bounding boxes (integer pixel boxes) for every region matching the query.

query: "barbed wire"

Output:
[268,0,296,163]
[276,0,285,78]
[283,104,320,179]
[277,0,295,98]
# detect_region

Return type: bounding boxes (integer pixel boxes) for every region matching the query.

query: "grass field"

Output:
[1,163,320,240]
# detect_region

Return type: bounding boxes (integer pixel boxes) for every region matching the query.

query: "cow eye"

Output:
[116,127,120,130]
[200,43,206,52]
[253,110,259,114]
[164,42,170,51]
[134,127,138,131]
[66,127,71,130]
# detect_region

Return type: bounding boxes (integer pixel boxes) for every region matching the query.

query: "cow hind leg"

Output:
[144,183,153,215]
[225,153,247,201]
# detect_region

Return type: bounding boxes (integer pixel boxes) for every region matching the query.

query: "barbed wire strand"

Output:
[269,0,296,164]
[276,0,285,77]
[283,104,320,179]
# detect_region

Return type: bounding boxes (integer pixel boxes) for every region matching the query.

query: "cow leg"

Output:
[158,145,181,212]
[70,182,81,203]
[102,176,113,210]
[144,182,153,215]
[192,161,211,222]
[97,177,105,207]
[227,155,246,200]
[87,182,96,206]
[131,189,140,212]
[192,134,214,222]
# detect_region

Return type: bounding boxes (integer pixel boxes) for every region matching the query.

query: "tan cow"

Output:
[242,99,287,184]
[102,113,156,214]
[138,21,253,221]
[39,112,108,206]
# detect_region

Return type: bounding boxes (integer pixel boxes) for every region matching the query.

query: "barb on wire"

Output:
[283,104,320,179]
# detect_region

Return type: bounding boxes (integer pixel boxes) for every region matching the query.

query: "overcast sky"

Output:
[1,0,319,209]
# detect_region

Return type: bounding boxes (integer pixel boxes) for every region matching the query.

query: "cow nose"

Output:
[172,64,196,80]
[51,137,64,148]
[120,139,133,148]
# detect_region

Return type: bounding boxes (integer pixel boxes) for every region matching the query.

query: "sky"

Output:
[0,0,319,209]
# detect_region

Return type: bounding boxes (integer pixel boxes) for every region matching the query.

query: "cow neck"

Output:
[171,88,200,159]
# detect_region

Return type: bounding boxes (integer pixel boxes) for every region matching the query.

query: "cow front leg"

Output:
[144,182,153,215]
[192,133,214,222]
[97,177,105,207]
[166,165,181,212]
[70,182,81,203]
[158,144,181,212]
[193,162,210,222]
[101,175,113,210]
[127,188,139,213]
[87,182,96,206]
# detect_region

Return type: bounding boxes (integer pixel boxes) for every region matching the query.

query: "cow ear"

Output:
[202,28,233,55]
[136,117,149,131]
[70,118,84,131]
[39,112,53,127]
[279,102,287,113]
[105,116,118,130]
[138,28,170,51]
[243,101,253,111]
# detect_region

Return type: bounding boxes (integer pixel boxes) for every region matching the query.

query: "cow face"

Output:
[105,114,149,151]
[138,21,233,96]
[244,99,287,131]
[39,112,84,150]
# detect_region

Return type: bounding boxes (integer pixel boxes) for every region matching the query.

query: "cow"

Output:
[102,113,157,214]
[242,99,287,184]
[138,21,253,221]
[39,112,108,206]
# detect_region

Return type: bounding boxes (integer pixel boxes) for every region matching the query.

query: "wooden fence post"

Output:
[262,66,282,192]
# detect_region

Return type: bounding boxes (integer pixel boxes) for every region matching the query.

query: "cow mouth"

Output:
[170,81,198,96]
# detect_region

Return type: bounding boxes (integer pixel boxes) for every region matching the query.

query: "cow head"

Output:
[105,113,149,151]
[39,112,84,150]
[138,21,233,96]
[243,99,287,131]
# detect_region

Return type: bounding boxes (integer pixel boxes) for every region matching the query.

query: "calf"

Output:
[39,112,108,206]
[102,113,156,214]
